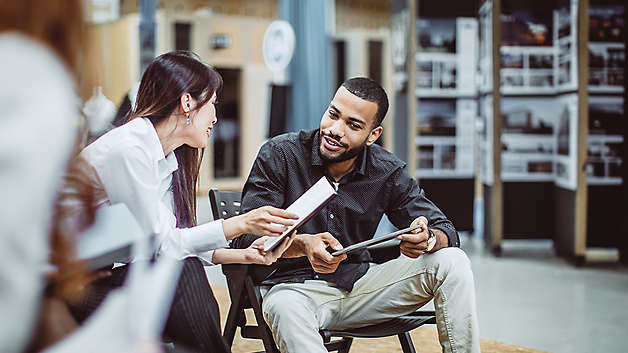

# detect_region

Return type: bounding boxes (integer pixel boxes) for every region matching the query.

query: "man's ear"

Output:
[180,93,192,113]
[366,126,383,146]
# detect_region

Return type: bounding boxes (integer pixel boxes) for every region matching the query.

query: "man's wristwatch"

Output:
[425,227,436,253]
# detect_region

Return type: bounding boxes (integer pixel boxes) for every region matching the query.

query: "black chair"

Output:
[209,189,436,353]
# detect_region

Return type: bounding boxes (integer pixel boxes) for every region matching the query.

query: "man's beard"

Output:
[319,131,367,163]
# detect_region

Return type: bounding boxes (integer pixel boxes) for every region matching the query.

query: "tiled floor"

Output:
[198,196,628,353]
[465,237,628,353]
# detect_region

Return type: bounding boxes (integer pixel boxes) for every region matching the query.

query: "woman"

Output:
[66,51,297,352]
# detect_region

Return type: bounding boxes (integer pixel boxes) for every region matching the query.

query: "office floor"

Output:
[198,196,628,353]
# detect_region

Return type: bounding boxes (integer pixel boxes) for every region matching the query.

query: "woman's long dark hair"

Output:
[131,51,223,227]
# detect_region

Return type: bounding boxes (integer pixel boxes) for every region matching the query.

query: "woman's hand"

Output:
[222,206,298,240]
[242,233,295,265]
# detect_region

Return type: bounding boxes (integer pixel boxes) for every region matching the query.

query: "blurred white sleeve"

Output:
[0,34,76,353]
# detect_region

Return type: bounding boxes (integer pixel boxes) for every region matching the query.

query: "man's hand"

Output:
[397,216,430,258]
[299,232,347,273]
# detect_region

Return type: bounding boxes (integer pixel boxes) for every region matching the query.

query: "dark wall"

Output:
[503,182,555,239]
[420,178,475,232]
[587,185,626,248]
[483,184,494,247]
[554,186,576,257]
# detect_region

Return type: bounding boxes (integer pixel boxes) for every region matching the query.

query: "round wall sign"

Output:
[263,20,296,72]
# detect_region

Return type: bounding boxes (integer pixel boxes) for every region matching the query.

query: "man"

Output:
[233,77,479,353]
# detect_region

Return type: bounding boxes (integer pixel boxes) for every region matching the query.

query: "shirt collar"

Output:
[140,117,179,177]
[311,130,368,177]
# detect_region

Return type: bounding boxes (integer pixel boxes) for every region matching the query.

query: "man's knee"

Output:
[430,247,473,281]
[262,289,298,323]
[262,288,316,328]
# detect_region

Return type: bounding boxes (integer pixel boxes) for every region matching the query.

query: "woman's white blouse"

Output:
[78,117,227,264]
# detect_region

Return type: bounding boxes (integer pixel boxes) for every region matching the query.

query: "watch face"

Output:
[426,233,437,252]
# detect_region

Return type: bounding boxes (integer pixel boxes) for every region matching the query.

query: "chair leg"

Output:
[398,332,417,353]
[245,278,280,353]
[337,337,353,353]
[222,290,243,347]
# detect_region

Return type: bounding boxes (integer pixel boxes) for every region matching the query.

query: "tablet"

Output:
[263,176,337,252]
[330,224,424,256]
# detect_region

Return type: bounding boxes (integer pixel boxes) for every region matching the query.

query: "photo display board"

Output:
[500,97,560,181]
[415,15,478,179]
[554,93,579,190]
[586,2,624,186]
[416,18,478,96]
[587,96,624,185]
[478,0,494,185]
[416,99,476,178]
[480,95,494,185]
[588,4,625,93]
[499,0,578,94]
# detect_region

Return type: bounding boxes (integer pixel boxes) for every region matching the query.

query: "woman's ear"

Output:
[180,93,192,113]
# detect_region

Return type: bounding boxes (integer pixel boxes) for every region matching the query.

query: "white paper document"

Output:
[263,176,337,252]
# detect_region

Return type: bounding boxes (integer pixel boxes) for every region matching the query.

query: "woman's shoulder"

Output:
[82,121,154,169]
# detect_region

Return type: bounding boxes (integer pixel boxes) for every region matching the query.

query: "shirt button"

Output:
[330,214,334,219]
[314,274,319,279]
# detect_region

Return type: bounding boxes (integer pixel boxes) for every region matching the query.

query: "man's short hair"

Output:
[341,77,389,127]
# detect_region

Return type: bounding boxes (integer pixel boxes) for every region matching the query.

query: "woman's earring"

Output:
[185,112,190,125]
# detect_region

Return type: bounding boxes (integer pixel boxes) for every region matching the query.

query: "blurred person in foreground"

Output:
[234,77,480,353]
[0,0,84,351]
[0,1,168,352]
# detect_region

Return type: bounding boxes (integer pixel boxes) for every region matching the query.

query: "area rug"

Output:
[212,286,547,353]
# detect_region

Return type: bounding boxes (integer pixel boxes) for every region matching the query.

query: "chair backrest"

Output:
[209,189,242,220]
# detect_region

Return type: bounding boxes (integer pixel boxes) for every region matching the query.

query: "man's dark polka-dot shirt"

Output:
[232,129,460,292]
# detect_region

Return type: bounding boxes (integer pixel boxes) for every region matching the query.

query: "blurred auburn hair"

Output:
[0,0,83,73]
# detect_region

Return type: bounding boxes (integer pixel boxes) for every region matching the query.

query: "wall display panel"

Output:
[500,46,555,94]
[415,99,476,178]
[391,5,410,93]
[415,18,478,97]
[478,1,494,94]
[391,0,412,163]
[586,96,624,185]
[554,0,578,91]
[588,4,625,93]
[499,1,557,94]
[554,93,579,190]
[500,97,562,181]
[501,1,554,47]
[480,95,494,185]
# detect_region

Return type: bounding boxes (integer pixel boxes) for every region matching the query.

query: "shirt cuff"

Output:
[181,219,229,253]
[431,224,460,248]
[192,250,217,266]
